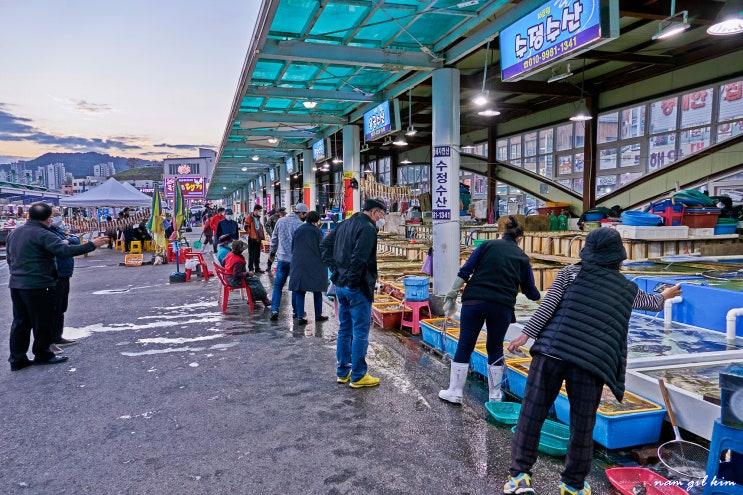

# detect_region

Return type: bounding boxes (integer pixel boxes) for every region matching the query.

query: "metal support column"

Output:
[343,124,360,217]
[302,148,316,211]
[431,68,461,308]
[283,156,292,209]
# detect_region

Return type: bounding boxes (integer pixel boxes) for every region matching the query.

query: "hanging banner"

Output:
[432,146,451,221]
[499,0,618,82]
[165,176,205,198]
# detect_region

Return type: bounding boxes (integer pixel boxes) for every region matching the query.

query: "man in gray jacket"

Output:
[268,203,308,320]
[7,202,107,371]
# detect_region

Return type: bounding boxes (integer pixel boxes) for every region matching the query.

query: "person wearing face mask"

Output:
[207,207,226,253]
[243,204,266,273]
[268,203,309,320]
[289,211,330,325]
[320,198,386,388]
[215,208,239,246]
[47,208,81,352]
[6,203,108,371]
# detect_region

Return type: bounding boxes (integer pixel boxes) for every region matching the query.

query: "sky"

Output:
[0,0,260,163]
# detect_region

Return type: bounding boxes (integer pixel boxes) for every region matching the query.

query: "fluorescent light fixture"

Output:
[472,92,489,106]
[570,99,593,121]
[652,11,690,40]
[360,143,370,152]
[332,156,342,164]
[392,135,408,146]
[312,166,317,171]
[251,155,259,161]
[400,154,412,164]
[268,137,279,144]
[478,108,500,117]
[222,186,227,189]
[286,177,291,181]
[708,0,743,35]
[405,125,417,136]
[382,137,393,146]
[547,64,573,83]
[302,100,317,109]
[241,167,248,171]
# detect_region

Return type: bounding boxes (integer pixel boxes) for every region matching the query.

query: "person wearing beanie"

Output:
[207,207,226,253]
[268,203,309,320]
[503,228,682,495]
[439,215,540,406]
[320,198,386,388]
[215,208,239,247]
[216,234,233,265]
[223,240,271,309]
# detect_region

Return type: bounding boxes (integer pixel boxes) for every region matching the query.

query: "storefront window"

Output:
[619,171,644,186]
[572,178,583,193]
[524,156,537,173]
[679,127,711,159]
[558,155,572,175]
[650,97,678,134]
[620,142,642,168]
[717,120,743,144]
[599,147,617,170]
[718,81,743,121]
[598,112,618,143]
[596,174,617,198]
[556,123,573,151]
[574,153,584,173]
[539,128,554,153]
[509,135,522,160]
[680,88,713,129]
[496,139,508,161]
[648,133,677,171]
[524,132,537,156]
[621,105,646,139]
[538,155,553,178]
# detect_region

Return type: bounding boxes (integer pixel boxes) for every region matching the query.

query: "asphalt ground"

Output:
[0,241,617,495]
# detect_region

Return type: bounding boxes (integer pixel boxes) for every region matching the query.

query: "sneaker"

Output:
[50,344,64,354]
[315,315,330,322]
[270,312,279,321]
[503,473,535,495]
[559,482,591,495]
[56,338,77,346]
[349,373,380,389]
[297,318,308,325]
[337,372,351,384]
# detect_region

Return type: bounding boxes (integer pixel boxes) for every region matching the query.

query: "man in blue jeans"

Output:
[321,198,386,389]
[268,203,308,320]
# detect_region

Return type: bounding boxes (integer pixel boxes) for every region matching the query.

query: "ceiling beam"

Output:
[244,85,376,102]
[259,39,442,71]
[237,112,347,125]
[619,0,722,23]
[230,129,318,139]
[580,50,676,66]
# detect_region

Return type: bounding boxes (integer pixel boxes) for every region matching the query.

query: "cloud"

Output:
[0,103,143,151]
[153,143,216,150]
[74,100,113,113]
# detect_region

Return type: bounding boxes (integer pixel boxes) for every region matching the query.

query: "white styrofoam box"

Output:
[615,225,689,240]
[688,227,715,238]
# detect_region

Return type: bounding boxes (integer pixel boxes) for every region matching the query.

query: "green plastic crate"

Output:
[511,419,569,457]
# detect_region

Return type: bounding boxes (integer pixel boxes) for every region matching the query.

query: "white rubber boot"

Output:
[487,364,504,402]
[438,362,469,404]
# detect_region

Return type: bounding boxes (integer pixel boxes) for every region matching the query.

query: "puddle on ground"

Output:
[63,317,223,340]
[136,334,225,345]
[120,342,238,356]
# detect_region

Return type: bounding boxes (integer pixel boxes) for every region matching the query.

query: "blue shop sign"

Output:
[312,139,326,163]
[285,156,294,174]
[364,101,392,141]
[500,0,617,82]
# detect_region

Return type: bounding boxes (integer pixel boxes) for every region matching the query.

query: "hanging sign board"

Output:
[285,157,294,174]
[269,168,275,181]
[165,176,205,198]
[432,146,451,221]
[363,100,401,141]
[499,0,618,82]
[312,140,326,163]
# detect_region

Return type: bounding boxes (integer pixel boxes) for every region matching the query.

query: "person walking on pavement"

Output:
[7,202,108,371]
[207,207,225,253]
[243,204,265,273]
[215,209,239,245]
[265,206,285,238]
[268,203,308,320]
[503,228,682,495]
[320,198,385,389]
[289,211,330,325]
[439,216,541,406]
[48,207,81,353]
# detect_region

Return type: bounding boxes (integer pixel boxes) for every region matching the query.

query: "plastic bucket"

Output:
[403,276,429,301]
[472,238,485,247]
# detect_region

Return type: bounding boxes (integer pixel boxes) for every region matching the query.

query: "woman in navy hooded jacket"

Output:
[502,228,682,495]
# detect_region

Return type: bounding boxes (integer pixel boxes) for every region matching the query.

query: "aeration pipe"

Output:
[726,307,743,343]
[663,296,683,328]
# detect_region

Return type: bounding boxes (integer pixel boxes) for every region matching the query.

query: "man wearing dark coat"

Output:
[6,202,107,371]
[289,211,329,325]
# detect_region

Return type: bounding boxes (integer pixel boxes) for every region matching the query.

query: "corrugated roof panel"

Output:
[310,3,368,39]
[271,0,317,36]
[264,98,294,111]
[281,64,320,83]
[253,60,284,82]
[352,7,414,47]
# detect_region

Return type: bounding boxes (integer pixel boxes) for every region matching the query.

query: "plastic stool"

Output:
[400,299,431,335]
[115,239,124,251]
[143,240,154,252]
[704,419,743,494]
[129,241,142,254]
[184,252,211,281]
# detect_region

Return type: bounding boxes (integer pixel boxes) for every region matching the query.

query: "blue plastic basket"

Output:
[471,348,488,376]
[511,419,570,456]
[419,320,444,351]
[621,210,663,226]
[403,276,429,301]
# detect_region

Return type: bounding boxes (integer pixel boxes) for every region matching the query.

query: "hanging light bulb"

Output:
[400,154,412,164]
[251,155,259,161]
[268,137,279,144]
[708,0,743,35]
[392,134,408,146]
[570,99,593,121]
[241,167,248,172]
[478,108,500,117]
[302,100,317,109]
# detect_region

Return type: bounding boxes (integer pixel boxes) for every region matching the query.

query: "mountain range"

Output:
[0,152,160,178]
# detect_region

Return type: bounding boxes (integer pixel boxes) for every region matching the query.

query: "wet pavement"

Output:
[0,245,615,495]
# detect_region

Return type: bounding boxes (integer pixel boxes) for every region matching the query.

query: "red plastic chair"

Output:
[212,262,254,313]
[184,252,212,280]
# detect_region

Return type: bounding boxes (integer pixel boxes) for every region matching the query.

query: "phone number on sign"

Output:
[522,36,577,70]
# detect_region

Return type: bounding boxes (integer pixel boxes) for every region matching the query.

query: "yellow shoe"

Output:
[349,373,380,388]
[337,372,351,384]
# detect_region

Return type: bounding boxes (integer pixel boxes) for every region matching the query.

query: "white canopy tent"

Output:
[59,177,152,207]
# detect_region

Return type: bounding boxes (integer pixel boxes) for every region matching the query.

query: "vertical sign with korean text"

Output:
[432,146,451,221]
[499,0,617,82]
